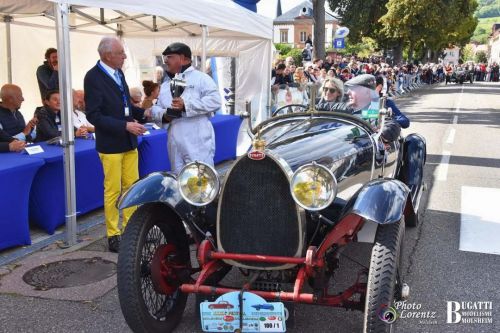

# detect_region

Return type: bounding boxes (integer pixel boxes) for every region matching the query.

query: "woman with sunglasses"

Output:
[316,77,344,111]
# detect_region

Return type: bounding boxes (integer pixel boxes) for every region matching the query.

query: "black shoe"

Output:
[108,235,121,253]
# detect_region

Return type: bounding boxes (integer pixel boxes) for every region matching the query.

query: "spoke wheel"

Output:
[118,203,190,333]
[363,219,405,333]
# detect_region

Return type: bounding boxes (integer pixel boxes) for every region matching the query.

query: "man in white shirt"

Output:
[72,89,94,133]
[152,42,221,174]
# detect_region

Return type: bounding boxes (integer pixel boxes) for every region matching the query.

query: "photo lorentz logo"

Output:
[447,301,493,324]
[378,304,399,324]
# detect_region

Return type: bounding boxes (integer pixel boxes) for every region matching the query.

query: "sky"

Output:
[256,0,333,19]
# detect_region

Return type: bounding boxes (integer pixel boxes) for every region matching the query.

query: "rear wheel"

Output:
[118,203,190,333]
[363,219,405,333]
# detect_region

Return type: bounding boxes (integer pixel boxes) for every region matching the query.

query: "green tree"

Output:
[461,44,475,61]
[475,50,488,62]
[380,0,478,61]
[327,0,389,43]
[287,48,304,65]
[274,43,292,56]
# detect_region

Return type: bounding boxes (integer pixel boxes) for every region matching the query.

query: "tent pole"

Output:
[4,15,12,83]
[55,2,77,247]
[201,25,207,73]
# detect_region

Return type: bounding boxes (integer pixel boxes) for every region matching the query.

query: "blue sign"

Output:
[334,38,345,49]
[200,291,286,332]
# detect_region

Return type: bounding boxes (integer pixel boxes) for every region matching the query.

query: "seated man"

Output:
[0,84,37,142]
[326,74,401,143]
[36,90,88,142]
[72,90,94,133]
[0,128,25,152]
[129,87,143,108]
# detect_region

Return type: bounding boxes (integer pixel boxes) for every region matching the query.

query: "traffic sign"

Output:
[333,38,345,49]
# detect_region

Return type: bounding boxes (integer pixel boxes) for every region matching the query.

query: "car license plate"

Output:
[200,291,286,332]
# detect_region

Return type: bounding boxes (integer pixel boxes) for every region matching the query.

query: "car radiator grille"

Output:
[218,156,301,269]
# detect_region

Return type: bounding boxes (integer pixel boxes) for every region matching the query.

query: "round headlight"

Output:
[290,162,337,211]
[178,162,220,206]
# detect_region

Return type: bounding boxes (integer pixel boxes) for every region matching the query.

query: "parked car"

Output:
[115,101,426,333]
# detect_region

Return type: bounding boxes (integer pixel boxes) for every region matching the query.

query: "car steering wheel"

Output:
[272,104,308,117]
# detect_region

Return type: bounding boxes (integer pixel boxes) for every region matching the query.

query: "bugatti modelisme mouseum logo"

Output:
[447,301,493,324]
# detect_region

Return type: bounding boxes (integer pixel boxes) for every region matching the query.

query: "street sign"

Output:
[334,26,350,38]
[334,38,345,49]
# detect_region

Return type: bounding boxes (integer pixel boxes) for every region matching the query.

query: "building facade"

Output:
[488,24,500,65]
[273,1,338,49]
[443,46,461,65]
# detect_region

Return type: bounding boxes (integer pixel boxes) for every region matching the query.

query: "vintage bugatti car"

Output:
[446,66,474,85]
[116,102,426,333]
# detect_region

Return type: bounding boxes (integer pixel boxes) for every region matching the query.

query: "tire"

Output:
[118,203,190,333]
[363,219,405,333]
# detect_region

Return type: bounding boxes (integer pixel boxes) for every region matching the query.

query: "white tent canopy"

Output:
[0,0,273,121]
[0,0,272,245]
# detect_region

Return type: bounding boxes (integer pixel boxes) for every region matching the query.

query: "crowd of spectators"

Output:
[271,52,500,112]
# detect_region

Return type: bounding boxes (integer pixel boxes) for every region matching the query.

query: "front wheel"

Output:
[118,203,191,333]
[363,219,405,333]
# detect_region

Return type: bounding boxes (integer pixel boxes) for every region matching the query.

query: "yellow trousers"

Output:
[99,149,138,237]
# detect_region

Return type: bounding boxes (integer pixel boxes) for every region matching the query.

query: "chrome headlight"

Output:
[178,161,220,206]
[290,162,337,211]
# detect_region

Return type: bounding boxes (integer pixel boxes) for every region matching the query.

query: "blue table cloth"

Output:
[0,153,44,250]
[137,115,242,176]
[28,139,104,234]
[0,114,242,244]
[138,128,170,177]
[211,114,242,164]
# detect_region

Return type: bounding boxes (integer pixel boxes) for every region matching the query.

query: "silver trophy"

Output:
[166,73,186,118]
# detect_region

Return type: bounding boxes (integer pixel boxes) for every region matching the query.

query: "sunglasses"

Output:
[323,87,337,94]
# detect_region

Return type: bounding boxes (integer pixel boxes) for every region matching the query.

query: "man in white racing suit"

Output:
[152,42,221,174]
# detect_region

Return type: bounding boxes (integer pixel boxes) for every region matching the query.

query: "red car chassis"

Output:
[151,213,369,308]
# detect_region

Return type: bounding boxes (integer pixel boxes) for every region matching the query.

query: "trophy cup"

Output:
[165,73,186,119]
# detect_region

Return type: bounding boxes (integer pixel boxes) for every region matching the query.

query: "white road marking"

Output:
[454,86,464,113]
[446,128,456,144]
[452,115,458,124]
[460,186,500,255]
[435,151,451,181]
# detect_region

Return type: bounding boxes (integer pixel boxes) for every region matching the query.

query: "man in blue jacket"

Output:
[84,37,147,253]
[375,75,410,128]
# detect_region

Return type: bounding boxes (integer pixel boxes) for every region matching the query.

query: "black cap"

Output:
[345,74,376,89]
[162,42,192,58]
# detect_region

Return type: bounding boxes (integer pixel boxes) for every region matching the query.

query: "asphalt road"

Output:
[1,81,499,333]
